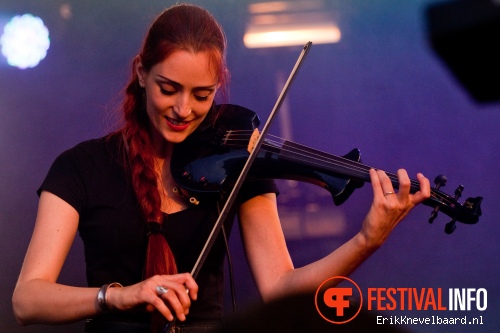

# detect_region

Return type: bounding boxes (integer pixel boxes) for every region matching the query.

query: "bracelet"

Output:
[97,282,123,313]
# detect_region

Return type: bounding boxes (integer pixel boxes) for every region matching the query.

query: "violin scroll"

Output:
[427,175,482,233]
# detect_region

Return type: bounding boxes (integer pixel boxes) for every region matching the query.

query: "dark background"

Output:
[1,1,498,332]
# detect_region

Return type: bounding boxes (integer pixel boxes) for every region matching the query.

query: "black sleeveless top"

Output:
[39,132,278,325]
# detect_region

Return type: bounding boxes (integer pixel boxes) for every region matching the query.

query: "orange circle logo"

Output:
[315,276,363,324]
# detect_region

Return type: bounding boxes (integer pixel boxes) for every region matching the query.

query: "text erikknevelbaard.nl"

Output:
[368,287,487,325]
[376,315,483,325]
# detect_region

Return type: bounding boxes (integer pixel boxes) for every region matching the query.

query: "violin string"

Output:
[259,135,451,205]
[224,130,393,182]
[224,130,384,181]
[265,136,453,205]
[247,132,451,205]
[222,130,452,205]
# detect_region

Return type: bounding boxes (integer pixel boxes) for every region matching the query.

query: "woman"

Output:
[12,3,430,333]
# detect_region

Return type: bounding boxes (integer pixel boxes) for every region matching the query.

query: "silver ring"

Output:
[384,191,395,196]
[156,285,168,296]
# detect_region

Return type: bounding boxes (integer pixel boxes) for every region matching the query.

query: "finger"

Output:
[411,173,431,204]
[157,287,188,321]
[142,283,175,320]
[395,169,411,198]
[375,169,397,197]
[149,293,175,321]
[369,168,383,197]
[149,285,188,321]
[171,282,193,312]
[160,274,199,318]
[182,274,199,301]
[167,273,199,301]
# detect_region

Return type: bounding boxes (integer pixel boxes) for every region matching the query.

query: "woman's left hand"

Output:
[360,169,430,248]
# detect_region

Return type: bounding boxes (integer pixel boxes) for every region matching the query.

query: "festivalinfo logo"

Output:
[315,276,487,326]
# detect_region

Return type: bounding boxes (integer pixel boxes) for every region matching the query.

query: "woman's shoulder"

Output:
[45,132,126,181]
[72,132,122,153]
[38,132,127,212]
[60,132,124,162]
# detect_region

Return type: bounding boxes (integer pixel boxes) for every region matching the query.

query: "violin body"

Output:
[171,104,482,233]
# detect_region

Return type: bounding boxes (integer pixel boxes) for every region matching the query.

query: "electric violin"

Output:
[171,104,483,235]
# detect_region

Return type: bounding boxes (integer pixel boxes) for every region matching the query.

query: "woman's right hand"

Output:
[106,273,198,321]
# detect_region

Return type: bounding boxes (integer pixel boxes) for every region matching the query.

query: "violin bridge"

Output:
[247,128,260,153]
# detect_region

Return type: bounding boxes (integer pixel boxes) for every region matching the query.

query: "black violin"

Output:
[171,104,482,234]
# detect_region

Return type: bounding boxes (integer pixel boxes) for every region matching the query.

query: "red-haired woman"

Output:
[12,3,430,333]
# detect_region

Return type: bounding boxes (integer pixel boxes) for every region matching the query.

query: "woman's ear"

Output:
[135,56,146,88]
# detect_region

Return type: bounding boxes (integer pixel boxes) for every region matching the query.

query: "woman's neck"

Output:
[150,130,174,161]
[151,140,190,213]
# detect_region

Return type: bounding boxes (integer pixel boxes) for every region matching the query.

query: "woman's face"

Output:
[136,50,219,150]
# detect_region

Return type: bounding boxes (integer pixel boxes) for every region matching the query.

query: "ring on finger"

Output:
[384,191,396,196]
[156,285,168,296]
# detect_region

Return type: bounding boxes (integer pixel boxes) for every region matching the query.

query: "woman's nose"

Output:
[173,94,191,118]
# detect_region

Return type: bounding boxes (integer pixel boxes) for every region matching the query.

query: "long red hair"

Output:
[120,4,229,279]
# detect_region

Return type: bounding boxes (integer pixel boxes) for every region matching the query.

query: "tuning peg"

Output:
[454,185,464,199]
[428,208,439,224]
[445,217,457,234]
[443,185,465,234]
[434,175,447,189]
[428,175,448,224]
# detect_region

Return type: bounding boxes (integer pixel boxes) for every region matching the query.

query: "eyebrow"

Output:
[156,75,217,92]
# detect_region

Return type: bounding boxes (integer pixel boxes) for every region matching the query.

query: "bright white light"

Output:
[244,1,341,49]
[0,14,50,69]
[244,23,341,48]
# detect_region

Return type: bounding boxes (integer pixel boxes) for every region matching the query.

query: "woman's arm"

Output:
[12,191,99,324]
[12,191,199,325]
[238,169,430,302]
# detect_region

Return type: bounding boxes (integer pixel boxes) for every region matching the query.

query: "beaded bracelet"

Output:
[97,282,123,313]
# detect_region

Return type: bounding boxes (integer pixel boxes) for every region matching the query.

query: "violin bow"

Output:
[190,42,313,280]
[163,41,312,333]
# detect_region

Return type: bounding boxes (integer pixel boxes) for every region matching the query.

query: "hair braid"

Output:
[122,74,178,278]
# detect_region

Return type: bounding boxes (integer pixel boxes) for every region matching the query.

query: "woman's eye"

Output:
[160,87,176,96]
[194,95,210,102]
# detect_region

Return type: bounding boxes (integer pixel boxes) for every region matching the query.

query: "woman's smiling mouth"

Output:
[165,116,191,130]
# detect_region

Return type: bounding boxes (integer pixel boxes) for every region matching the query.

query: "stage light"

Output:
[244,0,340,49]
[244,21,340,48]
[1,14,50,69]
